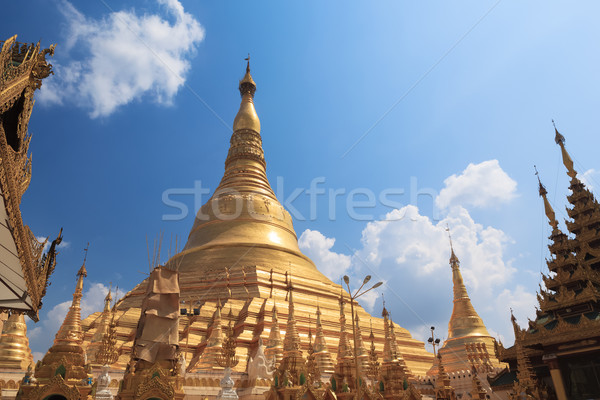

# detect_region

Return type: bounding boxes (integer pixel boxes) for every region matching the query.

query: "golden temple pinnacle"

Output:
[446,240,488,339]
[233,55,260,133]
[428,230,505,375]
[553,120,577,179]
[535,168,559,231]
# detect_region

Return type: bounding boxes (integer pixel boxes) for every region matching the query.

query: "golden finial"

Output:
[553,120,577,178]
[535,166,559,230]
[77,243,89,278]
[238,54,256,97]
[446,224,459,265]
[553,119,565,145]
[534,165,547,197]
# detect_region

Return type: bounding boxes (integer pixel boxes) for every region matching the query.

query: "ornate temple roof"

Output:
[524,126,600,347]
[0,35,61,320]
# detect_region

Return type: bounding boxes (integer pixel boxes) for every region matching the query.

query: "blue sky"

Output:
[4,1,600,358]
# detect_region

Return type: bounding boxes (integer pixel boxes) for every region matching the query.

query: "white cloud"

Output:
[580,168,600,190]
[436,160,518,210]
[39,0,204,118]
[28,282,124,356]
[356,205,514,291]
[299,229,352,282]
[495,285,537,333]
[36,236,70,253]
[298,160,527,346]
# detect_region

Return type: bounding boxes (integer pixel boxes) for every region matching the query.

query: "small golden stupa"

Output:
[18,259,92,400]
[429,240,505,375]
[0,313,34,370]
[81,60,434,387]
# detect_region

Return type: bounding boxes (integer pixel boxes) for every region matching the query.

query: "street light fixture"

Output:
[342,275,383,397]
[427,326,441,356]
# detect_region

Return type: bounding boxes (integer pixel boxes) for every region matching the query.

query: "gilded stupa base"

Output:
[83,265,433,379]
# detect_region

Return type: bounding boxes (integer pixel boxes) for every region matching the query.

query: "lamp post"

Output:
[427,326,441,356]
[343,275,383,397]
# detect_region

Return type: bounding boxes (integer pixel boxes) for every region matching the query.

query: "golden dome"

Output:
[171,61,321,279]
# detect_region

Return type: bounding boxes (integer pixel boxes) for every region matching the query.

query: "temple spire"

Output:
[337,295,353,360]
[313,304,334,375]
[282,283,301,353]
[265,303,283,368]
[55,255,87,345]
[535,166,559,230]
[553,120,577,179]
[434,353,457,400]
[32,252,90,385]
[444,228,490,340]
[233,56,260,134]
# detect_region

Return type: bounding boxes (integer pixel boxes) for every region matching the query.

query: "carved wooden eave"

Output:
[0,35,58,321]
[525,313,600,348]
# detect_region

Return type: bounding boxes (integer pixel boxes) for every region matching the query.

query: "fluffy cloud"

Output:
[495,285,538,331]
[304,160,536,345]
[28,282,124,356]
[580,168,600,191]
[39,0,204,118]
[436,160,518,210]
[36,236,70,252]
[299,229,352,282]
[356,205,514,290]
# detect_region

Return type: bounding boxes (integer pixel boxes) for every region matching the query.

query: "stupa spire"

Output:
[89,285,115,363]
[55,254,87,346]
[381,305,396,363]
[445,228,490,340]
[367,323,380,381]
[32,251,90,385]
[193,299,224,371]
[354,311,369,375]
[265,303,283,368]
[282,284,301,353]
[337,295,353,360]
[313,304,335,374]
[434,353,457,400]
[274,282,305,387]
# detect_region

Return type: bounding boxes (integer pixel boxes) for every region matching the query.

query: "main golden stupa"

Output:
[81,61,434,383]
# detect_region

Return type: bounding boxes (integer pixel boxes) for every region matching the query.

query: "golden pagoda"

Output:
[312,306,334,376]
[86,287,113,365]
[0,313,34,370]
[81,60,434,392]
[18,260,92,400]
[496,126,600,400]
[0,35,61,321]
[430,239,504,375]
[378,306,410,399]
